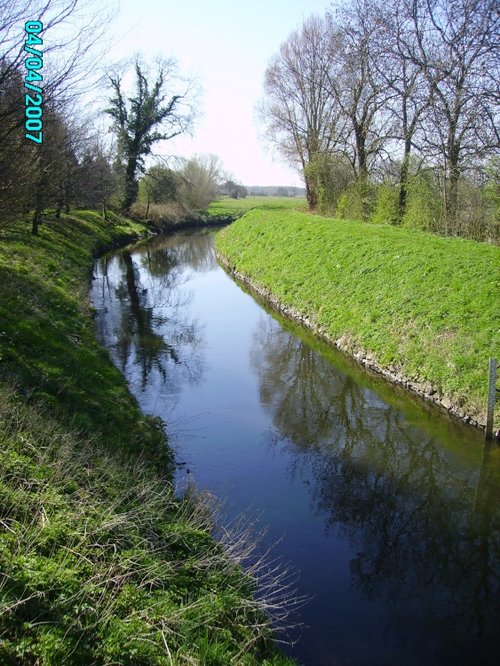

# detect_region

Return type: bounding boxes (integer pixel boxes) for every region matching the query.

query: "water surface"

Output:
[91,230,500,666]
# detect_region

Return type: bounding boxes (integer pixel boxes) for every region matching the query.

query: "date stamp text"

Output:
[24,21,44,144]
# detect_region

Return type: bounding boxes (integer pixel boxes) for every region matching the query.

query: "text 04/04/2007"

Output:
[24,20,43,145]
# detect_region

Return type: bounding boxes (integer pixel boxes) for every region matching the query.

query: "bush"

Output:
[402,171,442,232]
[371,184,399,225]
[336,179,375,221]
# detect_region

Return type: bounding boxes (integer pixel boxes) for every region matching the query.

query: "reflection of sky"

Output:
[91,232,500,666]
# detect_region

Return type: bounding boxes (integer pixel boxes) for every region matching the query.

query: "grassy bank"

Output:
[0,211,293,664]
[216,209,500,430]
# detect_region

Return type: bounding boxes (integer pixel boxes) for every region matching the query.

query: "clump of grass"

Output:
[216,209,500,428]
[0,387,296,664]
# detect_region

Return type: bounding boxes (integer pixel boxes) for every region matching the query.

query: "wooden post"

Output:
[485,358,497,440]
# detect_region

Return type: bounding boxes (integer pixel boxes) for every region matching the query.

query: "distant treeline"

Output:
[245,185,306,197]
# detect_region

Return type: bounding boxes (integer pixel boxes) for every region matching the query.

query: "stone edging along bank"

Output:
[216,251,494,435]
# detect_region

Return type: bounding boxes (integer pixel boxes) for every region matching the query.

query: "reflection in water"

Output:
[251,316,500,664]
[92,231,500,665]
[92,234,208,398]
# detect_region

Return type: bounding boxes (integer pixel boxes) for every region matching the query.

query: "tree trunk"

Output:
[444,121,460,235]
[446,167,459,236]
[32,189,43,235]
[305,173,318,211]
[123,157,139,211]
[355,127,370,220]
[32,207,42,235]
[64,182,71,214]
[397,144,411,224]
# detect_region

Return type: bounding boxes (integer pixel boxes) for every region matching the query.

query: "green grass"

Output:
[0,211,294,664]
[207,196,307,217]
[216,209,500,428]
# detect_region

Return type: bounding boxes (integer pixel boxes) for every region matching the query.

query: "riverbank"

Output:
[0,210,293,664]
[216,209,500,432]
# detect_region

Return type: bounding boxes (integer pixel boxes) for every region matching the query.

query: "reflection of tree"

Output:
[92,235,206,395]
[115,250,182,389]
[250,315,500,664]
[250,317,348,449]
[137,231,217,276]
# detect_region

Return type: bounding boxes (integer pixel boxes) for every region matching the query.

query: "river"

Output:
[90,229,500,666]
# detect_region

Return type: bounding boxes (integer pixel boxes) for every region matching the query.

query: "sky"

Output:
[101,0,333,187]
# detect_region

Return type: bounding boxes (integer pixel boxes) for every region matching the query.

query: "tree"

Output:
[30,106,72,234]
[76,143,116,218]
[106,59,195,211]
[1,0,110,119]
[258,15,342,211]
[140,163,181,218]
[371,0,431,222]
[142,164,180,205]
[0,63,35,224]
[0,0,112,230]
[221,179,247,199]
[406,0,499,233]
[177,154,224,210]
[325,0,393,218]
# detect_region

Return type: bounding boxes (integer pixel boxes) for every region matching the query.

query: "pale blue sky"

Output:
[105,0,332,186]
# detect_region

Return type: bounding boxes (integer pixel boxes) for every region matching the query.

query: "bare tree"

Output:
[30,105,72,234]
[0,0,111,123]
[406,0,500,234]
[326,0,393,217]
[106,58,195,212]
[371,0,431,222]
[0,62,35,224]
[258,15,342,211]
[0,0,113,228]
[177,153,224,210]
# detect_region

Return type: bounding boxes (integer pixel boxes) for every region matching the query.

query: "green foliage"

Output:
[140,164,180,204]
[456,176,499,241]
[371,184,399,225]
[482,157,500,240]
[217,210,500,428]
[304,154,353,215]
[335,179,375,221]
[0,211,294,665]
[484,157,500,212]
[106,60,193,210]
[401,171,442,232]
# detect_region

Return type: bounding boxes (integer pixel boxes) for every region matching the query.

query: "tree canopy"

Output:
[106,59,195,211]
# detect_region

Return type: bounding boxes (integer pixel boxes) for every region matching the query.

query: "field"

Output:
[207,195,307,217]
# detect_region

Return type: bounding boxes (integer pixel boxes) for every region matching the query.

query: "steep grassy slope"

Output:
[216,209,499,429]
